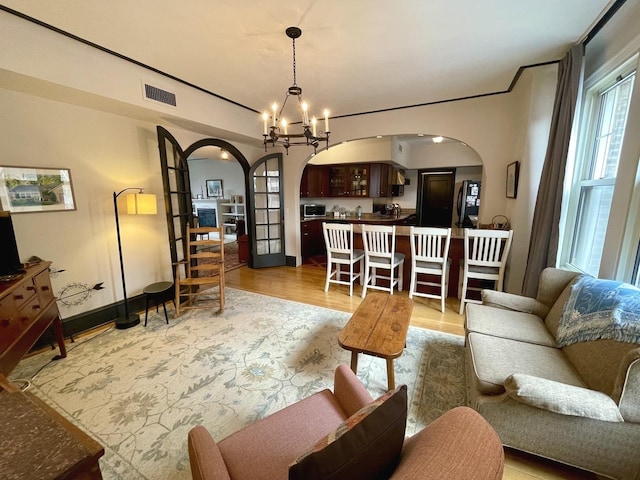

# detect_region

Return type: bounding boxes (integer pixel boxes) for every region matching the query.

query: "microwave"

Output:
[302,204,326,217]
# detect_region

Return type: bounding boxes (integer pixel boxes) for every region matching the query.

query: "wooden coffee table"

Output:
[338,293,413,390]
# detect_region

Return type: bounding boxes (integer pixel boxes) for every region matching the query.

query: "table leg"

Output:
[386,358,395,391]
[350,352,359,374]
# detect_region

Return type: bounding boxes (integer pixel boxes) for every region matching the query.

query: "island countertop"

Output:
[301,213,465,239]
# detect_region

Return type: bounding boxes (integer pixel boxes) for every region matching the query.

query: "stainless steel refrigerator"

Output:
[456,180,481,227]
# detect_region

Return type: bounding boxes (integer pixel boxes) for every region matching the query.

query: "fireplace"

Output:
[197,208,217,227]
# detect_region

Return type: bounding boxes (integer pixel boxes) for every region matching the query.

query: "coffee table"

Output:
[338,293,413,390]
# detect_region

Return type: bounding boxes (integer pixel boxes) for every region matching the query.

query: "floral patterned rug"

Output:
[10,288,465,480]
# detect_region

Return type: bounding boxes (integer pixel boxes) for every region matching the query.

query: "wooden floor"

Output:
[226,263,597,480]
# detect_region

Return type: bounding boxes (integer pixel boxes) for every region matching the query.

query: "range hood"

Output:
[391,168,405,185]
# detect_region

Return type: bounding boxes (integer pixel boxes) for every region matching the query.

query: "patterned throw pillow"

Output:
[288,384,408,480]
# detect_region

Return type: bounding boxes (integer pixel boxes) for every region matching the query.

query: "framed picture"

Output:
[206,179,224,198]
[506,161,520,199]
[0,166,76,213]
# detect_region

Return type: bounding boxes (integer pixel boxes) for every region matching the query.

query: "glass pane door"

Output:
[249,153,286,268]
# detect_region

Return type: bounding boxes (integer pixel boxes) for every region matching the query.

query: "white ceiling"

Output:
[2,0,613,120]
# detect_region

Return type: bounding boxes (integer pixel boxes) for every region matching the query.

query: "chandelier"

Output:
[262,26,330,154]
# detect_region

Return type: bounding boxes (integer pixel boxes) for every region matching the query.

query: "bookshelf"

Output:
[218,200,246,235]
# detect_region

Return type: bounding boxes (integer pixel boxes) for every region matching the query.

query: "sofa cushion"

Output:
[504,373,624,422]
[289,385,407,480]
[467,332,586,395]
[544,276,580,337]
[481,290,551,318]
[466,304,556,347]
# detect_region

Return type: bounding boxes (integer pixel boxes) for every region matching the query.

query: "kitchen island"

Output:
[301,214,468,298]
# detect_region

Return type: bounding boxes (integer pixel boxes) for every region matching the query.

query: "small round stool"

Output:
[143,281,174,326]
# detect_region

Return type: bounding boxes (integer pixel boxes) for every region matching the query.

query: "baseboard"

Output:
[34,291,170,350]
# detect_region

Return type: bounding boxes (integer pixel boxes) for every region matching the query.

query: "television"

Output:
[0,211,23,276]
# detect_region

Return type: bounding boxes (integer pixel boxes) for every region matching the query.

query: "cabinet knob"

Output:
[13,294,23,300]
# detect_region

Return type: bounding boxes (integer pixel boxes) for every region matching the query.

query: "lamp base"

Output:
[115,313,140,329]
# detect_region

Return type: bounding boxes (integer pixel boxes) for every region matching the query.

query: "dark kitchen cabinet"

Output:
[348,165,369,196]
[328,166,348,196]
[327,164,369,197]
[301,219,325,259]
[369,163,391,198]
[300,165,328,197]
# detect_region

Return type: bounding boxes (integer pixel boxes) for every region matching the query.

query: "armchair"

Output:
[188,364,504,480]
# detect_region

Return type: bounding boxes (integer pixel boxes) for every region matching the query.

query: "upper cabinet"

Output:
[327,165,348,196]
[369,163,391,198]
[303,163,396,198]
[348,165,368,196]
[327,165,369,197]
[300,165,328,197]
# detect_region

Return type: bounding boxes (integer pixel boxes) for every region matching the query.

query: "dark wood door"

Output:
[417,169,455,227]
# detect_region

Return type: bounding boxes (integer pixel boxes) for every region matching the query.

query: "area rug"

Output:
[10,288,466,480]
[223,241,246,272]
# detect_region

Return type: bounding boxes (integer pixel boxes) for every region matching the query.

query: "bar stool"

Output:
[361,224,405,297]
[143,281,174,326]
[458,229,513,315]
[409,226,451,313]
[322,222,365,296]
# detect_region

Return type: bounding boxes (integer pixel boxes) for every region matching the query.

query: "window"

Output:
[563,70,635,276]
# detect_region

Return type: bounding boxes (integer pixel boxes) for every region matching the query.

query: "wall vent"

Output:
[144,84,177,106]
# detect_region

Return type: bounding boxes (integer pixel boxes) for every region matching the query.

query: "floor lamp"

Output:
[113,188,157,329]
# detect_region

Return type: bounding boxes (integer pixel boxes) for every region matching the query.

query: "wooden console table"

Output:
[338,293,413,390]
[0,375,104,479]
[0,261,66,376]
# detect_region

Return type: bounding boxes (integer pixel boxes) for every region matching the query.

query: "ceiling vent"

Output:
[143,83,177,107]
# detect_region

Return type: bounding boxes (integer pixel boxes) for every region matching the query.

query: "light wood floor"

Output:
[226,264,597,480]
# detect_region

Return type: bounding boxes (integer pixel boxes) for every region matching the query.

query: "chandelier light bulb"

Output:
[262,112,269,135]
[281,118,288,135]
[271,103,278,126]
[301,102,309,125]
[324,109,330,133]
[311,116,317,137]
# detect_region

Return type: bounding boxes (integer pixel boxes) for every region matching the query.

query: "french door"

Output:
[248,153,286,268]
[156,126,286,272]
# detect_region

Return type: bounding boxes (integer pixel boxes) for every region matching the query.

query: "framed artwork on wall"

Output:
[506,161,520,199]
[206,179,224,198]
[0,165,76,213]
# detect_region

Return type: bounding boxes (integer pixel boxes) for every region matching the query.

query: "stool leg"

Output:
[162,301,169,324]
[144,295,150,327]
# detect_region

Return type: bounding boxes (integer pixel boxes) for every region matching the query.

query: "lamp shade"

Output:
[126,193,157,215]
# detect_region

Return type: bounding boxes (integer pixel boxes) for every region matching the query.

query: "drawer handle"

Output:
[31,304,41,310]
[40,286,50,292]
[26,286,36,292]
[13,294,24,300]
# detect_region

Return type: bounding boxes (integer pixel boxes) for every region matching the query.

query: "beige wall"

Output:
[0,8,558,318]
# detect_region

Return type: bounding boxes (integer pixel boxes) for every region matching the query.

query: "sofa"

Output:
[188,364,504,480]
[464,267,640,480]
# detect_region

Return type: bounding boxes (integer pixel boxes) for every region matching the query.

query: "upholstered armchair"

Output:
[188,364,504,480]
